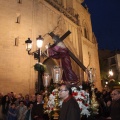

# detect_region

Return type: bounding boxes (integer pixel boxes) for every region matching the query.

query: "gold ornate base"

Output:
[52,112,59,120]
[91,85,99,114]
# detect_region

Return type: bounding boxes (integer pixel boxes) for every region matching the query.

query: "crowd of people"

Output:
[91,87,120,120]
[0,85,120,120]
[0,92,49,120]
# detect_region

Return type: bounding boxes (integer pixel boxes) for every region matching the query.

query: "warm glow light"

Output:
[109,69,113,76]
[36,35,43,48]
[105,81,108,84]
[43,73,51,87]
[105,85,107,87]
[37,40,43,48]
[52,66,63,83]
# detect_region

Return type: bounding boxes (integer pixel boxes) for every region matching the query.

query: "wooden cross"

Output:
[49,30,87,71]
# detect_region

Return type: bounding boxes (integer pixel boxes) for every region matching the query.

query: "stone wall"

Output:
[0,0,102,95]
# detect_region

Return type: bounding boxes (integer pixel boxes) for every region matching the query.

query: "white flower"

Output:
[47,86,91,117]
[79,85,83,89]
[81,109,91,117]
[71,87,77,91]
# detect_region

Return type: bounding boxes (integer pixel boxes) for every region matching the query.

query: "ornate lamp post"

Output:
[108,69,114,89]
[25,35,44,93]
[42,73,51,111]
[88,68,99,114]
[52,66,63,120]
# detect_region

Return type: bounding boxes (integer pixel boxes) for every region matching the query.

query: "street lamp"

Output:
[108,69,113,77]
[108,69,115,89]
[25,35,44,93]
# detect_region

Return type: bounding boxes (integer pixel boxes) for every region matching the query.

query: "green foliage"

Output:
[34,63,46,72]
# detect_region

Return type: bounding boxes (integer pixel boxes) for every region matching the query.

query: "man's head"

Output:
[27,102,33,109]
[11,102,16,109]
[111,89,120,101]
[25,94,29,100]
[53,35,61,43]
[59,84,72,100]
[30,94,36,102]
[37,94,43,103]
[19,101,24,107]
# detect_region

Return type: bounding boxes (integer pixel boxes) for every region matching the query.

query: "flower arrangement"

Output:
[71,86,90,117]
[46,89,57,113]
[46,86,91,117]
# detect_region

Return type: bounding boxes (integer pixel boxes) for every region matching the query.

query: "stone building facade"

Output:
[0,0,101,95]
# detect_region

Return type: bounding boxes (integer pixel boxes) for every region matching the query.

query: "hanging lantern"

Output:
[52,66,63,84]
[36,35,44,48]
[43,73,51,87]
[25,38,32,51]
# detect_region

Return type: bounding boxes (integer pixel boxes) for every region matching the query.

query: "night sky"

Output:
[83,0,120,50]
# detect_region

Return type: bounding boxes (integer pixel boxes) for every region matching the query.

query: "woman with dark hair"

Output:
[2,95,10,119]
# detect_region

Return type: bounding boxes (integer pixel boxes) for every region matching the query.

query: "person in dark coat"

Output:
[109,89,120,120]
[7,103,17,120]
[31,95,44,120]
[103,100,112,119]
[59,83,80,120]
[107,89,120,120]
[25,102,33,120]
[2,95,10,119]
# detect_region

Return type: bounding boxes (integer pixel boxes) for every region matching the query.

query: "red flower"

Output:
[76,98,82,102]
[81,93,85,98]
[72,92,78,96]
[85,104,89,107]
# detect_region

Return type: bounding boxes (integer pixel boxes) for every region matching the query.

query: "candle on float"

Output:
[55,70,59,83]
[45,76,48,87]
[43,73,51,87]
[89,69,93,83]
